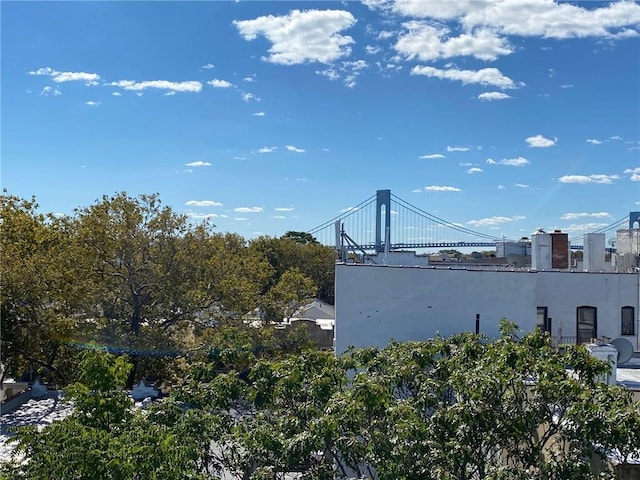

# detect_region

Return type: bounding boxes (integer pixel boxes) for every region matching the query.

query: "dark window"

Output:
[622,307,635,335]
[577,306,597,344]
[537,307,550,333]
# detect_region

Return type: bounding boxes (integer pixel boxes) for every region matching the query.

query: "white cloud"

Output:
[369,0,640,40]
[424,185,461,192]
[242,92,259,102]
[184,161,212,167]
[234,217,247,221]
[273,215,287,219]
[275,207,294,212]
[111,80,202,93]
[85,101,101,106]
[185,200,223,207]
[411,65,520,89]
[234,207,264,213]
[625,167,640,174]
[631,173,640,182]
[514,183,530,189]
[201,63,215,69]
[252,112,265,117]
[467,215,525,227]
[29,66,100,85]
[339,206,359,213]
[586,138,603,145]
[165,91,176,96]
[419,153,445,159]
[560,212,610,220]
[610,135,623,141]
[187,212,219,220]
[478,91,512,101]
[395,22,512,62]
[286,145,306,153]
[526,134,556,148]
[112,92,122,96]
[559,174,619,184]
[243,76,255,82]
[366,45,381,54]
[40,86,61,96]
[316,59,368,88]
[207,79,234,88]
[486,156,529,167]
[447,146,470,152]
[234,9,357,65]
[467,167,483,174]
[560,84,574,89]
[258,146,277,153]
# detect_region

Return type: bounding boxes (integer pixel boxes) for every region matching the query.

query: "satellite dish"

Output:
[610,337,634,364]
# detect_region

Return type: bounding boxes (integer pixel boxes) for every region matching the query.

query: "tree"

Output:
[70,193,273,386]
[281,231,319,245]
[4,327,640,479]
[249,235,337,304]
[0,192,83,386]
[259,268,317,323]
[2,349,216,480]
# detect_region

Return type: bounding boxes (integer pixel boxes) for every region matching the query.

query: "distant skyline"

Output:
[2,1,639,243]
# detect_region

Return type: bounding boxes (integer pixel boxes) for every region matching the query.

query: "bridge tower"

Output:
[375,189,391,253]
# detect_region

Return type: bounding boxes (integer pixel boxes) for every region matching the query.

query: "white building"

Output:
[335,230,640,354]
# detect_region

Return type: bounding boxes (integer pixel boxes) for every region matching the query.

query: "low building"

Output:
[335,230,639,355]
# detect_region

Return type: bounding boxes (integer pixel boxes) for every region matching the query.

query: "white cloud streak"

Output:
[558,174,620,184]
[411,66,520,89]
[40,86,61,96]
[486,156,529,167]
[185,200,223,207]
[29,67,100,85]
[424,185,461,192]
[478,91,512,101]
[467,215,525,227]
[207,79,234,88]
[234,207,264,213]
[258,146,277,153]
[419,153,445,159]
[560,212,610,220]
[447,146,470,152]
[286,145,306,153]
[184,161,212,167]
[111,80,202,93]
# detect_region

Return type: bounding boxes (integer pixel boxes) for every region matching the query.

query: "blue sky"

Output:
[2,0,639,245]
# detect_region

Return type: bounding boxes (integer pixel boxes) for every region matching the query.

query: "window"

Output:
[537,307,551,333]
[577,306,597,344]
[622,306,635,335]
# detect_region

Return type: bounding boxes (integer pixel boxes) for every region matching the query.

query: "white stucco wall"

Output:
[335,264,639,353]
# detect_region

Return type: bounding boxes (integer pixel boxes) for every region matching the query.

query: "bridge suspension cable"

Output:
[390,194,501,242]
[308,194,376,235]
[569,214,629,243]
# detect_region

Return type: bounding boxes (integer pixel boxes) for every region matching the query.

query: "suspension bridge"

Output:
[307,190,633,253]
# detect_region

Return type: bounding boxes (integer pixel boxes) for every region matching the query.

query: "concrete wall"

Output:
[335,264,639,353]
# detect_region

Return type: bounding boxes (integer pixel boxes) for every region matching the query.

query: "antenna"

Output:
[610,337,634,364]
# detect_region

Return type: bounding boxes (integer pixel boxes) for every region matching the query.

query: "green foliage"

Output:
[4,329,640,479]
[281,231,319,245]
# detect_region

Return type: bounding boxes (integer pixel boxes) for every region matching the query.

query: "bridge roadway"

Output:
[346,242,588,250]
